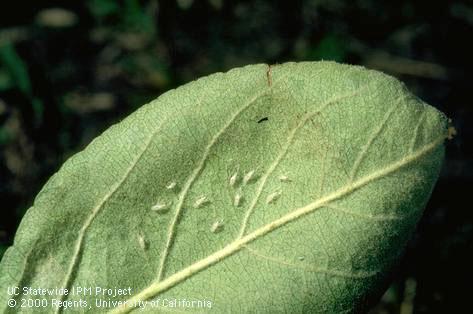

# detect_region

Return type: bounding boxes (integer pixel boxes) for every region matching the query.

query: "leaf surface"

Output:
[0,62,447,313]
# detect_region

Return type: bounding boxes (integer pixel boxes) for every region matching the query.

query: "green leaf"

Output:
[0,43,32,96]
[87,0,120,19]
[310,34,348,62]
[0,62,447,313]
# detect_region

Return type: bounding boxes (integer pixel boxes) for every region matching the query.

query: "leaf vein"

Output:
[324,204,407,221]
[244,246,379,279]
[409,110,427,153]
[57,121,165,313]
[349,94,405,182]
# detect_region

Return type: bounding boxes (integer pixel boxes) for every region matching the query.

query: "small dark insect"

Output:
[257,117,269,123]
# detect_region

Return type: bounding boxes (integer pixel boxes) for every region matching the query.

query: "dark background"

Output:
[0,1,471,313]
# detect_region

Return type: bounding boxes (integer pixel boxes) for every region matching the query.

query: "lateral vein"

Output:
[57,121,164,314]
[238,81,374,238]
[349,94,405,182]
[156,75,288,281]
[244,245,379,279]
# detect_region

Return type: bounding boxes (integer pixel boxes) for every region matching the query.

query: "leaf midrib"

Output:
[109,134,444,314]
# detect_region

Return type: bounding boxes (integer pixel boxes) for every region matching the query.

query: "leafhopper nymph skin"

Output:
[229,171,238,187]
[233,191,242,207]
[243,169,256,185]
[166,181,177,190]
[194,196,210,208]
[279,175,291,182]
[211,220,224,233]
[266,190,282,204]
[151,202,169,213]
[138,234,148,250]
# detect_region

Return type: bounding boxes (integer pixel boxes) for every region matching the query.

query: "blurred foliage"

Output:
[0,44,32,95]
[1,1,472,313]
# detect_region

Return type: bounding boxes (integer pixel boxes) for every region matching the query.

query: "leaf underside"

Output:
[0,62,447,313]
